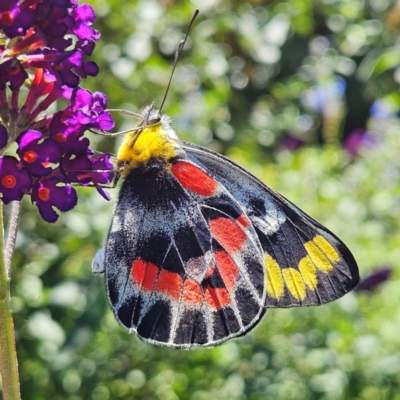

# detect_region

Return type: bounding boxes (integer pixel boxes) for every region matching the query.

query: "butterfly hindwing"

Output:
[182,142,359,308]
[104,157,266,348]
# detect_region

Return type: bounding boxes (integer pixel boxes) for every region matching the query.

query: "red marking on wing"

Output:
[182,278,204,305]
[236,214,251,228]
[131,258,158,291]
[214,251,240,291]
[209,218,247,254]
[171,161,218,197]
[205,287,231,310]
[155,269,183,300]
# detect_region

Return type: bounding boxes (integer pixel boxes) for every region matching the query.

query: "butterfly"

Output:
[92,10,358,348]
[92,102,359,349]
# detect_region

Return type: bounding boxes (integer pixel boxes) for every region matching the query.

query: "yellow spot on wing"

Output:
[265,254,284,299]
[304,235,340,273]
[116,124,177,173]
[282,268,307,301]
[298,256,318,290]
[313,235,340,262]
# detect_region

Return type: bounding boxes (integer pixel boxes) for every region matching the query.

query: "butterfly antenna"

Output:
[159,9,199,113]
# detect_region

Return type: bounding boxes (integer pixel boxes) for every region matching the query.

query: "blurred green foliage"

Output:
[4,0,400,399]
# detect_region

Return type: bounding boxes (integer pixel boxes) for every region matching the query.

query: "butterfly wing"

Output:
[182,141,359,308]
[104,158,266,348]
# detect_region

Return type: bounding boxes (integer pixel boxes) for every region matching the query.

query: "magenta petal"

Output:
[36,201,60,223]
[38,138,62,164]
[92,92,107,111]
[71,87,91,110]
[77,39,95,55]
[32,179,78,223]
[82,61,99,77]
[95,113,114,131]
[73,4,95,24]
[73,20,95,40]
[17,130,42,147]
[44,183,78,212]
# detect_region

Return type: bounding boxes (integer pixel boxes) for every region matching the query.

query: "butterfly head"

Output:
[115,104,179,175]
[142,104,162,126]
[139,104,177,140]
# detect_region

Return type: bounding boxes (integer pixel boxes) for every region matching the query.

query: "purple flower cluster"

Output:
[0,0,114,222]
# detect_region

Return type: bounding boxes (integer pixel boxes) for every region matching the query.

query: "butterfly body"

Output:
[95,106,359,348]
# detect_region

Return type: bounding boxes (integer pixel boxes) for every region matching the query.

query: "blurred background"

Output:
[7,0,400,398]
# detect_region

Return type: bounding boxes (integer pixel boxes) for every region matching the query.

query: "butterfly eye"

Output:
[147,115,161,125]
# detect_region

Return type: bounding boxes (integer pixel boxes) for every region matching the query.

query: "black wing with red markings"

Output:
[104,157,266,348]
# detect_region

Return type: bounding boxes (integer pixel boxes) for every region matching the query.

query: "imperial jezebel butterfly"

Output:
[92,11,359,349]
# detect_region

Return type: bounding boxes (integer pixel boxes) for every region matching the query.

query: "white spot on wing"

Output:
[186,251,213,282]
[250,208,286,234]
[92,248,105,274]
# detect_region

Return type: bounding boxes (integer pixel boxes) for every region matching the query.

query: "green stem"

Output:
[0,201,21,400]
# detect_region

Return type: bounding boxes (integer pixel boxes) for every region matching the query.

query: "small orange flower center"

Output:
[2,175,16,188]
[55,133,66,143]
[0,12,13,26]
[23,150,37,163]
[9,64,20,75]
[38,187,50,201]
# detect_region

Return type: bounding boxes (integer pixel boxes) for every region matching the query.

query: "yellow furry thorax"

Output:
[115,123,177,175]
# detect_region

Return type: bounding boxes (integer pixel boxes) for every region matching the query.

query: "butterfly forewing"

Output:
[104,157,266,348]
[182,142,359,308]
